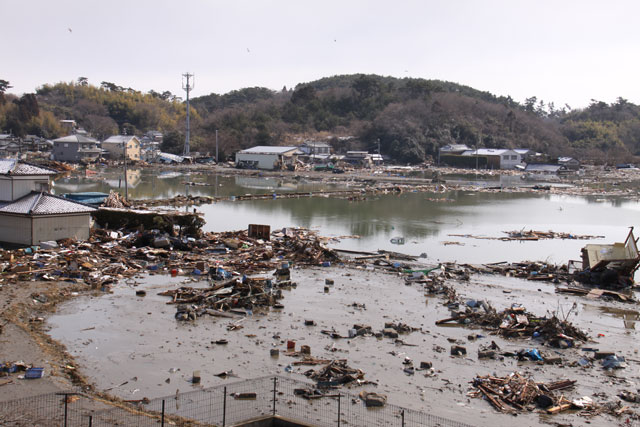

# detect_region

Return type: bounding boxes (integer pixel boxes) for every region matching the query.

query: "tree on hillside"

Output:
[15,94,39,121]
[0,79,12,105]
[161,130,184,154]
[77,77,88,86]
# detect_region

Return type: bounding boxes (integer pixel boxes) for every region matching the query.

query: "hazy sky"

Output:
[3,0,639,108]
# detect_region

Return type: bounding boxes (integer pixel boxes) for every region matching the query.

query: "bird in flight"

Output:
[68,27,72,33]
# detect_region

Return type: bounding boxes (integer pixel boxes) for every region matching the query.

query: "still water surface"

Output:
[53,167,640,265]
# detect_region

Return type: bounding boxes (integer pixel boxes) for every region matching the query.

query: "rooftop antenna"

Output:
[182,72,194,156]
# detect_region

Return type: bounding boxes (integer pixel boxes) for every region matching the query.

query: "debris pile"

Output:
[160,276,292,321]
[304,360,367,387]
[437,303,589,344]
[102,190,131,208]
[503,230,604,240]
[449,230,604,242]
[469,373,579,414]
[0,227,341,303]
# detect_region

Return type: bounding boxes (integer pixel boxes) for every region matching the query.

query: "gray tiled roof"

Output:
[53,134,99,144]
[103,135,138,144]
[0,159,58,176]
[0,192,96,215]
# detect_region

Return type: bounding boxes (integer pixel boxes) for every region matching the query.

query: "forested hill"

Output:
[1,75,638,164]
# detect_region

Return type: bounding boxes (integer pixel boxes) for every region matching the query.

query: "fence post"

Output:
[401,409,405,427]
[272,377,277,416]
[337,393,341,427]
[161,399,165,427]
[223,386,227,427]
[63,394,68,427]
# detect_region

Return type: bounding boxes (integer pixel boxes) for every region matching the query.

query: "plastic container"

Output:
[24,367,44,379]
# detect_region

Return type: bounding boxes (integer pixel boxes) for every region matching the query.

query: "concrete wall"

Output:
[32,214,91,244]
[0,214,32,246]
[236,153,278,170]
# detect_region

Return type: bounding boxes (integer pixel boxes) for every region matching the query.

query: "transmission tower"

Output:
[182,72,194,156]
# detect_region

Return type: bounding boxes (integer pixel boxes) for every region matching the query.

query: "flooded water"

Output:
[53,166,640,265]
[47,167,640,426]
[51,167,348,200]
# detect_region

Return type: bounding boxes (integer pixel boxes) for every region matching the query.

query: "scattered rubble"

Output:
[469,373,579,414]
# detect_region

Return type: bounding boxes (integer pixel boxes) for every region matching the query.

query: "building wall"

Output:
[236,153,279,170]
[102,139,141,161]
[12,176,49,200]
[0,176,49,201]
[32,214,91,244]
[126,140,141,161]
[0,178,12,201]
[499,151,522,169]
[0,215,32,245]
[53,142,79,162]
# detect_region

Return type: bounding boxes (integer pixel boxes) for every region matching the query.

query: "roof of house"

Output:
[0,159,57,176]
[558,157,578,163]
[157,152,184,163]
[462,148,515,156]
[53,134,99,144]
[103,135,140,144]
[440,144,470,152]
[525,164,564,172]
[0,191,97,215]
[302,141,330,147]
[239,146,299,155]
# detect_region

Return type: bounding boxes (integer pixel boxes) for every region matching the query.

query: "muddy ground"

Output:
[34,265,640,427]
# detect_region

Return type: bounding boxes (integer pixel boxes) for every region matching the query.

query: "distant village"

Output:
[0,118,588,178]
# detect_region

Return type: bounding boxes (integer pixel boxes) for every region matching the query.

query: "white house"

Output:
[0,160,96,246]
[461,148,524,169]
[0,160,55,201]
[235,146,299,170]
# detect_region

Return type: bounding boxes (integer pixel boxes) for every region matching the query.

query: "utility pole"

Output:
[182,72,194,156]
[122,129,128,201]
[215,129,219,163]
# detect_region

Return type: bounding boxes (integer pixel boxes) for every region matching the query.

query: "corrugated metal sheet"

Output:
[0,192,96,215]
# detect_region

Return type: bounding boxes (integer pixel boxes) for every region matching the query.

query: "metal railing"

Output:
[0,375,473,427]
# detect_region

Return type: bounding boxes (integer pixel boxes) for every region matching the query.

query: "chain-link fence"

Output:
[0,375,474,427]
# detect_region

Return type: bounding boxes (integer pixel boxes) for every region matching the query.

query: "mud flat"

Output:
[45,265,640,427]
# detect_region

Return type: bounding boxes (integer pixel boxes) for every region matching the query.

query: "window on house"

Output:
[511,155,517,160]
[502,155,509,160]
[64,143,69,148]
